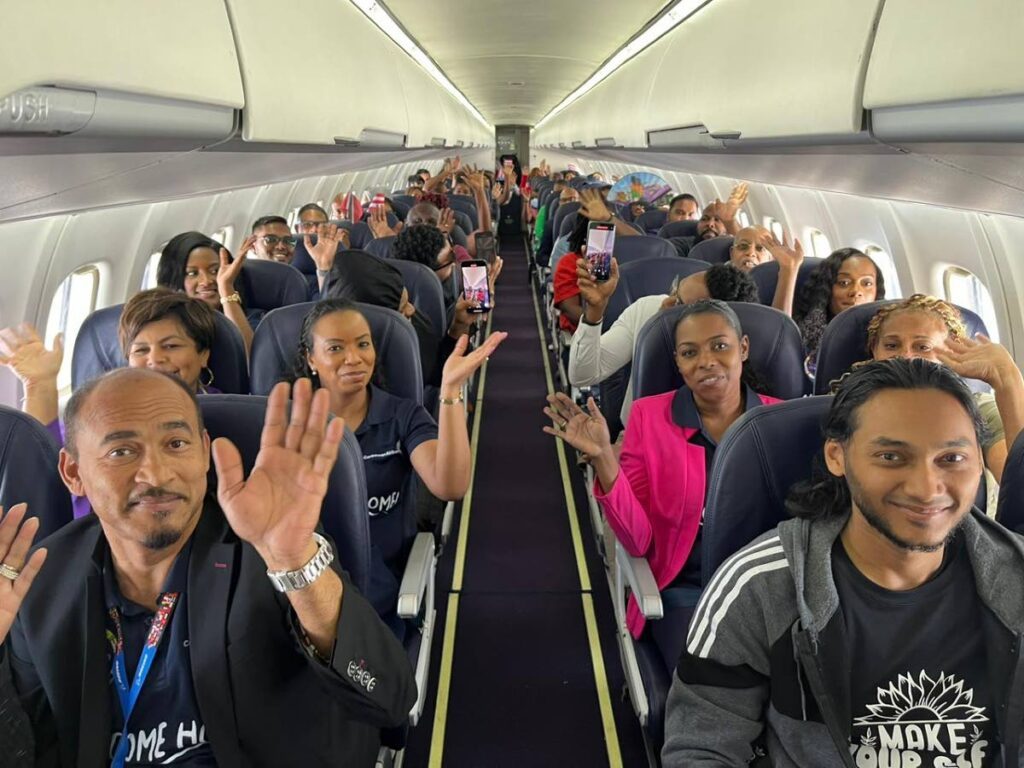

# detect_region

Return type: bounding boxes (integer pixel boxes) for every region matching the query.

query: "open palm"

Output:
[0,324,63,385]
[441,332,508,392]
[0,504,47,645]
[543,393,610,458]
[213,379,344,570]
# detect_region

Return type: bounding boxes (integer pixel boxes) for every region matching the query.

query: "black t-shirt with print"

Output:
[833,533,997,767]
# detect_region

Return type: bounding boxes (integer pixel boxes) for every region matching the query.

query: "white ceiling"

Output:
[384,0,672,126]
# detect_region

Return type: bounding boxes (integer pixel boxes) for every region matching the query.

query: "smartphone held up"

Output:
[585,221,615,282]
[460,259,491,314]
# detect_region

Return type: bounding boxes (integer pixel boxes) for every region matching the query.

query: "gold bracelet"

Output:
[220,292,242,305]
[439,393,464,406]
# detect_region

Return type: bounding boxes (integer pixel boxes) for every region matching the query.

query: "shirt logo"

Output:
[347,660,377,693]
[368,491,401,517]
[851,671,990,767]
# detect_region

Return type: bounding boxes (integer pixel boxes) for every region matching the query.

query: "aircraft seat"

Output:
[632,303,806,401]
[389,259,447,340]
[392,195,418,210]
[552,202,581,243]
[813,300,990,395]
[613,235,679,266]
[390,200,411,221]
[688,236,734,265]
[249,302,423,401]
[603,257,712,330]
[656,220,699,240]
[71,305,249,394]
[0,405,72,539]
[997,431,1024,535]
[239,259,310,314]
[450,210,474,237]
[634,209,667,235]
[558,211,579,239]
[750,257,825,306]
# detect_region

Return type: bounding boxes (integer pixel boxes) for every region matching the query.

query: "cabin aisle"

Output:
[404,239,647,766]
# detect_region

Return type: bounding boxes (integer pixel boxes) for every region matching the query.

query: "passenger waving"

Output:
[545,300,781,670]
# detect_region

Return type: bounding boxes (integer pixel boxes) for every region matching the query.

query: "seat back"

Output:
[997,432,1024,535]
[613,235,679,265]
[389,200,411,221]
[813,300,990,395]
[750,258,824,306]
[0,405,72,539]
[72,304,249,394]
[447,198,477,224]
[632,303,807,400]
[198,395,372,594]
[635,209,667,234]
[656,220,699,240]
[451,210,474,237]
[239,259,310,313]
[558,211,579,239]
[552,202,581,241]
[702,396,831,583]
[603,257,712,330]
[392,195,417,209]
[688,236,734,265]
[390,259,447,337]
[249,302,423,401]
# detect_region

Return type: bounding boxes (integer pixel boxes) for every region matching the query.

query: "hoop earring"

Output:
[200,366,215,394]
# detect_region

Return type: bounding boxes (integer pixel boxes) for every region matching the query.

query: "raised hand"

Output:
[440,332,507,396]
[937,334,1021,390]
[707,182,749,226]
[0,324,63,386]
[758,230,805,270]
[238,233,259,258]
[305,223,342,273]
[216,247,245,297]
[580,188,613,222]
[543,393,611,459]
[576,256,619,310]
[438,207,456,236]
[212,379,345,571]
[369,205,397,239]
[0,504,47,645]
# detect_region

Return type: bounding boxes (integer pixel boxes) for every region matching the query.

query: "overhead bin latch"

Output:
[0,87,95,135]
[646,124,739,149]
[335,128,407,148]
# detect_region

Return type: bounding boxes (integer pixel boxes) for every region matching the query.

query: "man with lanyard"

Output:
[664,358,1024,767]
[0,368,415,766]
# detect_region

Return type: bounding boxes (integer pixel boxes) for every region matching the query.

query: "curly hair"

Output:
[794,248,884,357]
[392,225,447,270]
[865,294,966,354]
[419,191,449,210]
[703,263,760,304]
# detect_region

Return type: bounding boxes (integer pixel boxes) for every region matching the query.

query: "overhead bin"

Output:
[534,0,885,148]
[864,0,1024,142]
[0,0,243,142]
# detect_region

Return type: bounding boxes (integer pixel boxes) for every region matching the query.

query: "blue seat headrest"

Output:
[552,202,582,242]
[657,220,699,240]
[71,304,249,394]
[688,236,734,265]
[613,235,680,265]
[390,200,411,221]
[702,396,832,583]
[633,302,806,400]
[389,259,447,337]
[559,211,579,239]
[603,257,712,330]
[391,195,417,209]
[750,258,825,305]
[249,302,423,402]
[239,260,310,312]
[198,395,371,594]
[998,432,1024,535]
[0,405,72,539]
[813,299,990,395]
[635,209,667,234]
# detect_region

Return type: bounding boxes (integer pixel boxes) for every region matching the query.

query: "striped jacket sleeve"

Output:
[662,534,790,766]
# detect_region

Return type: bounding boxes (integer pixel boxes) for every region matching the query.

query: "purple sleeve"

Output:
[45,420,92,519]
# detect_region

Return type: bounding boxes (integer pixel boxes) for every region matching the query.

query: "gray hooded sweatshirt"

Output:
[662,508,1024,767]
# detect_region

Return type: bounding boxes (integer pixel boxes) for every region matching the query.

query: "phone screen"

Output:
[475,231,497,266]
[461,262,491,313]
[586,223,616,282]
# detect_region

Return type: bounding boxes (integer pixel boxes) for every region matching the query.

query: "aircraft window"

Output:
[287,207,301,228]
[763,216,784,241]
[142,246,166,290]
[807,228,832,258]
[210,226,234,248]
[863,246,901,298]
[316,200,324,208]
[45,265,99,397]
[944,267,1000,342]
[737,210,751,228]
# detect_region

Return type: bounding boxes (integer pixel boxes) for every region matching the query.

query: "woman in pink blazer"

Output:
[545,299,782,670]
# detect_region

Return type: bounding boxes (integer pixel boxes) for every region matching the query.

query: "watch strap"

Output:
[266,533,334,592]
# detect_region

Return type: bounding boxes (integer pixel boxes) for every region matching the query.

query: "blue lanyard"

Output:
[109,591,179,768]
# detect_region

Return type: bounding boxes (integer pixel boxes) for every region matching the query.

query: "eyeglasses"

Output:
[259,235,298,248]
[294,220,327,233]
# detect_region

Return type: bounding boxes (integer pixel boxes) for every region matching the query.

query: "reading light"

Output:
[348,0,492,131]
[534,0,708,130]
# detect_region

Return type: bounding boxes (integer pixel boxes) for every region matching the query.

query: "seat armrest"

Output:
[615,540,663,620]
[397,532,435,619]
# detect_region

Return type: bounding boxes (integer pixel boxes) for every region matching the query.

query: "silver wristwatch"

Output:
[266,533,334,593]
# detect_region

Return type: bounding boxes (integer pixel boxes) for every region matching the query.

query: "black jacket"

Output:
[3,504,416,767]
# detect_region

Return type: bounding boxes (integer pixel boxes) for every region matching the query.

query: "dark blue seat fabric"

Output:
[656,220,699,240]
[750,257,824,306]
[197,394,372,595]
[635,209,667,234]
[613,235,679,266]
[390,200,411,221]
[813,300,990,395]
[239,259,310,313]
[688,236,734,265]
[552,202,581,243]
[390,259,447,338]
[450,210,474,237]
[997,431,1024,535]
[558,211,579,240]
[364,237,396,261]
[702,396,832,582]
[447,200,477,228]
[0,405,72,539]
[603,257,712,330]
[392,195,417,210]
[71,305,249,394]
[249,301,423,401]
[632,303,806,401]
[450,224,469,250]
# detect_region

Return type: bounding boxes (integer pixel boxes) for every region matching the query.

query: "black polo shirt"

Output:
[355,386,438,623]
[669,384,764,588]
[103,540,216,766]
